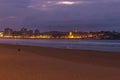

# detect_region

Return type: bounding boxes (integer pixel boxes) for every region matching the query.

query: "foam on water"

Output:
[0,39,120,52]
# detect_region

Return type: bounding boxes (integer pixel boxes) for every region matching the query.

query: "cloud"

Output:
[27,0,93,11]
[53,1,87,5]
[27,0,120,11]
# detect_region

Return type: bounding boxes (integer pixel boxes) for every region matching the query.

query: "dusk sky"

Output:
[0,0,120,32]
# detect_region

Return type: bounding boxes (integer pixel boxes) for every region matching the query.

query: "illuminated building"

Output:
[4,28,13,36]
[68,32,74,38]
[0,32,3,38]
[3,28,13,38]
[1,27,118,39]
[88,34,93,38]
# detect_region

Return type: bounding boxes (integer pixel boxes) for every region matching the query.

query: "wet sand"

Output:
[0,44,120,80]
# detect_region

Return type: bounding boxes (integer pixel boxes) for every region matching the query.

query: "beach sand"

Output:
[0,44,120,80]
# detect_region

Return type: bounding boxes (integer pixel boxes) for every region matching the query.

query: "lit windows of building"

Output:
[68,32,74,38]
[3,28,13,36]
[0,32,3,38]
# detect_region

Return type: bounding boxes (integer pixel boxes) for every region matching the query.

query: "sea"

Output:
[0,39,120,52]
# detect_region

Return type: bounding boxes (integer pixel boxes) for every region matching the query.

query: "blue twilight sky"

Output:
[0,0,120,32]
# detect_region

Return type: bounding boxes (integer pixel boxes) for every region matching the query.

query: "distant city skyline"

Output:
[1,27,120,40]
[0,0,120,32]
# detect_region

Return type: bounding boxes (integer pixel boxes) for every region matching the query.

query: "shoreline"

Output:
[1,38,120,40]
[0,39,120,52]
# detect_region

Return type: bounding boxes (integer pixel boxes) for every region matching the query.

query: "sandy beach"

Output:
[0,44,120,80]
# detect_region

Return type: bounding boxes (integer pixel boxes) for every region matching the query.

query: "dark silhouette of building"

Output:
[20,28,28,36]
[28,30,33,36]
[34,29,40,36]
[3,28,13,36]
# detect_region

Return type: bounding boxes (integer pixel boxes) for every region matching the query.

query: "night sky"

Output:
[0,0,120,32]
